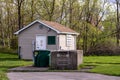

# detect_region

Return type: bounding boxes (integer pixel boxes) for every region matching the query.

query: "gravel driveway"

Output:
[7,72,120,80]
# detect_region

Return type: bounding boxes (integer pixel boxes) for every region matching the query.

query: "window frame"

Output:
[47,36,56,45]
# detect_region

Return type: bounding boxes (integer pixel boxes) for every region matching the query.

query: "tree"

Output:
[15,0,24,30]
[116,0,120,47]
[0,0,119,54]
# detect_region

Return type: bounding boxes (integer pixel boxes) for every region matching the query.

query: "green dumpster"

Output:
[34,50,50,67]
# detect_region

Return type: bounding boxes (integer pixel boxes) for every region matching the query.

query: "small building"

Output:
[14,20,79,60]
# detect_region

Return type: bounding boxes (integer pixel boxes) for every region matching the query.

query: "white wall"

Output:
[58,34,76,50]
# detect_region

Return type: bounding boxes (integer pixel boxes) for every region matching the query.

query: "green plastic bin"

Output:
[34,50,50,67]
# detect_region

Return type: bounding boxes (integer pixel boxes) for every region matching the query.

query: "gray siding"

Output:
[18,22,58,59]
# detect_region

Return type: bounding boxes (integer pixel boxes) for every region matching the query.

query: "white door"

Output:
[36,35,46,50]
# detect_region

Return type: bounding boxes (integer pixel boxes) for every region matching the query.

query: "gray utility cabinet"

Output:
[50,50,83,70]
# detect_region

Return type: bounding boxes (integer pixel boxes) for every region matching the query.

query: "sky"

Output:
[109,0,116,3]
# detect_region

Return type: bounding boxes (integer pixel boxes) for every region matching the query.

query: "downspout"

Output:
[32,40,35,63]
[18,46,21,59]
[57,35,59,50]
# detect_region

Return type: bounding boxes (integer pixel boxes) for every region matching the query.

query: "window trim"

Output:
[47,36,56,45]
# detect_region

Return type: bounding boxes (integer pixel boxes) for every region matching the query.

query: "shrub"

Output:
[10,38,18,49]
[0,47,17,54]
[85,38,120,56]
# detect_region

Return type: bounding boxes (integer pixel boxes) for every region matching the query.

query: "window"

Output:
[47,36,56,45]
[66,35,72,47]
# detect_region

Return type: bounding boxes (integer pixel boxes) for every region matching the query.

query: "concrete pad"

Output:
[7,72,120,80]
[8,66,48,72]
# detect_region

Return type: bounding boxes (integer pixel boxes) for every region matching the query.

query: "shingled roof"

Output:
[42,20,77,33]
[14,20,79,35]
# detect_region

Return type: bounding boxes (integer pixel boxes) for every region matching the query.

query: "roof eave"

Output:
[14,20,79,35]
[14,32,18,35]
[14,20,61,35]
[14,20,40,35]
[59,32,79,35]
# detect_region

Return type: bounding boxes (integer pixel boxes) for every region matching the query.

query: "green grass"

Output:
[83,56,120,76]
[1,53,120,79]
[84,56,120,64]
[90,64,120,76]
[0,53,32,80]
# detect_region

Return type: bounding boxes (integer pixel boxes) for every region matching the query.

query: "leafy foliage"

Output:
[0,0,119,55]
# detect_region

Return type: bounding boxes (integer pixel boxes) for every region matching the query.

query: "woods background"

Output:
[0,0,120,55]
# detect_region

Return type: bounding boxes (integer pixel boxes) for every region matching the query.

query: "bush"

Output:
[85,38,120,56]
[85,47,120,56]
[0,47,17,54]
[113,47,120,55]
[10,38,18,49]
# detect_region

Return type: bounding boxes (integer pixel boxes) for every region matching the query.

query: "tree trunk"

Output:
[17,0,24,30]
[116,0,120,47]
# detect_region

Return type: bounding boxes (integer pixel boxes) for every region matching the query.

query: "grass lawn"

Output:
[0,53,32,80]
[83,56,120,76]
[0,53,120,79]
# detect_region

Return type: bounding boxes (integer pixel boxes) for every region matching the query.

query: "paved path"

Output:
[7,72,120,80]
